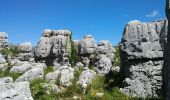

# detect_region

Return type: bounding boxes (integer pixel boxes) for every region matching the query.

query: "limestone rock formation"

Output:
[10,62,32,73]
[78,35,97,67]
[0,32,8,49]
[16,67,44,82]
[59,66,74,87]
[0,81,33,100]
[120,19,168,97]
[0,54,8,71]
[77,67,96,92]
[0,77,13,84]
[95,40,115,74]
[45,70,60,83]
[35,29,71,68]
[18,42,33,61]
[164,0,170,99]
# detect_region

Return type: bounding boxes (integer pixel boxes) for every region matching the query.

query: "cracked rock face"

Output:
[0,81,33,100]
[95,40,115,74]
[78,35,97,67]
[120,19,168,97]
[77,68,96,89]
[34,29,71,67]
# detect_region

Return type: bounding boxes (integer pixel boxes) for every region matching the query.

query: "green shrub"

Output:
[113,45,120,66]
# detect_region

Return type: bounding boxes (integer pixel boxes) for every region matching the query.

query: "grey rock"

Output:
[18,53,33,61]
[59,66,74,87]
[0,77,13,84]
[19,42,32,53]
[16,67,44,82]
[35,37,51,59]
[0,32,8,48]
[79,35,97,55]
[95,55,112,74]
[96,40,115,61]
[120,19,168,60]
[120,19,168,97]
[31,63,47,69]
[0,63,8,71]
[120,60,163,97]
[35,29,71,67]
[75,62,84,70]
[10,59,22,66]
[0,81,33,100]
[45,70,60,83]
[77,68,96,91]
[41,83,63,94]
[10,62,32,73]
[0,54,6,64]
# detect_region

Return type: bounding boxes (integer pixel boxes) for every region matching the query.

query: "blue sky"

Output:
[0,0,166,46]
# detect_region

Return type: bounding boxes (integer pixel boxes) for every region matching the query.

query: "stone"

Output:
[35,29,71,67]
[41,83,63,94]
[0,32,8,48]
[45,70,60,83]
[31,63,47,69]
[95,54,112,74]
[10,59,22,66]
[19,42,32,53]
[120,19,168,97]
[0,81,33,100]
[16,67,44,82]
[79,35,97,55]
[96,93,104,98]
[59,66,74,87]
[96,40,115,61]
[0,54,6,64]
[77,68,96,93]
[18,53,33,61]
[10,62,32,73]
[0,77,13,84]
[75,62,84,70]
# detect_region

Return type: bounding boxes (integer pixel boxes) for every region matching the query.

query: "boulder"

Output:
[59,66,74,87]
[0,81,33,100]
[0,32,8,48]
[45,70,60,83]
[35,29,71,67]
[95,54,112,74]
[120,19,168,97]
[77,67,96,93]
[10,62,32,73]
[19,42,32,53]
[16,67,44,82]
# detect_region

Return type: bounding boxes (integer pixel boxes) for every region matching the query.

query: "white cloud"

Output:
[146,10,159,18]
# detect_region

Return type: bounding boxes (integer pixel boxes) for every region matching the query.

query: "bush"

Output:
[113,45,120,66]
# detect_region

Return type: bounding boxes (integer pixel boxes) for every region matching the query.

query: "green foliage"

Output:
[30,79,59,100]
[69,35,81,67]
[113,46,120,66]
[0,43,21,57]
[0,64,22,80]
[44,66,54,76]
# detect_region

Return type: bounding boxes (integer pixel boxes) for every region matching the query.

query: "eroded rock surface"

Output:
[35,29,71,68]
[0,81,33,100]
[0,32,8,49]
[120,19,168,97]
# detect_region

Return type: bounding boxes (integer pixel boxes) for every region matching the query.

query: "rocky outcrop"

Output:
[18,42,33,61]
[34,29,71,68]
[0,54,8,71]
[77,67,96,93]
[0,81,33,100]
[59,66,74,87]
[95,40,115,74]
[0,32,8,49]
[120,19,168,97]
[164,0,170,99]
[78,35,97,67]
[45,70,60,83]
[16,67,44,82]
